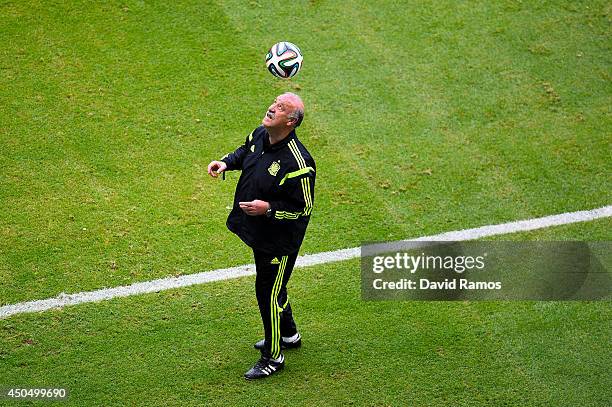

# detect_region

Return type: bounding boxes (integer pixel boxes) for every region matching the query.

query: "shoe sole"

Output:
[253,340,301,351]
[244,364,285,380]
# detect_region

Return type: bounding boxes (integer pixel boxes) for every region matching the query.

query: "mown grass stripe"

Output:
[1,204,610,319]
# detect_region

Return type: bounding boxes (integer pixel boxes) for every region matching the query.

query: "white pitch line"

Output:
[1,205,611,319]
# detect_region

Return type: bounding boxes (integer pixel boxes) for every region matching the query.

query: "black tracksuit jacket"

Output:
[221,125,316,255]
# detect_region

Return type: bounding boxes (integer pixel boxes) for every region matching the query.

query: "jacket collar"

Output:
[264,129,296,152]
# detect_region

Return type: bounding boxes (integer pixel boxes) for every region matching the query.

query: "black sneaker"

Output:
[244,355,285,380]
[253,333,302,351]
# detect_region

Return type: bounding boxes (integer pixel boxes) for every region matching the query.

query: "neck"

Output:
[265,126,293,145]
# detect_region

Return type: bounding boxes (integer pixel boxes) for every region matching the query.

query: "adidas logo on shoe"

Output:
[244,355,285,380]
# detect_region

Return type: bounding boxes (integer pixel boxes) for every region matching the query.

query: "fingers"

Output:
[239,201,269,216]
[208,161,227,178]
[239,202,252,210]
[207,162,219,177]
[239,201,257,216]
[209,161,227,178]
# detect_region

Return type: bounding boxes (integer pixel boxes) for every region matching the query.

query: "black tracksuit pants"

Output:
[253,249,299,359]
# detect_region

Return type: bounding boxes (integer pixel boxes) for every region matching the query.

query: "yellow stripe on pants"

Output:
[270,255,287,359]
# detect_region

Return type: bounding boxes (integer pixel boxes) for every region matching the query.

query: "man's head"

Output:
[262,92,305,131]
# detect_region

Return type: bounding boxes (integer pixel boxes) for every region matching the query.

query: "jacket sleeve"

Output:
[269,167,315,221]
[220,131,252,171]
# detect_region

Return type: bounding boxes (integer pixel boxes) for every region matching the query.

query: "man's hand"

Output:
[239,200,270,216]
[207,160,227,178]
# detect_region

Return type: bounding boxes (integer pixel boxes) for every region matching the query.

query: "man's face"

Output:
[262,94,296,129]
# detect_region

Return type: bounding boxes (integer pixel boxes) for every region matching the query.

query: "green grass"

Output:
[1,0,610,305]
[0,0,610,405]
[0,220,610,406]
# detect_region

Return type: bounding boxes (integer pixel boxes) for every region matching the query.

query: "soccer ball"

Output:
[265,41,303,79]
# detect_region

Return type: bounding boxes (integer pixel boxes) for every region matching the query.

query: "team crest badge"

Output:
[268,160,280,176]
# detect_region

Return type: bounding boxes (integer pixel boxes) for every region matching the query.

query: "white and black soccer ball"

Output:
[265,41,303,79]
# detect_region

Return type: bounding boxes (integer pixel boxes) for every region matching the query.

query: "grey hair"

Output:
[283,92,304,128]
[288,107,304,128]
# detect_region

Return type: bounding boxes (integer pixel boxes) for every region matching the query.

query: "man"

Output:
[207,92,315,380]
